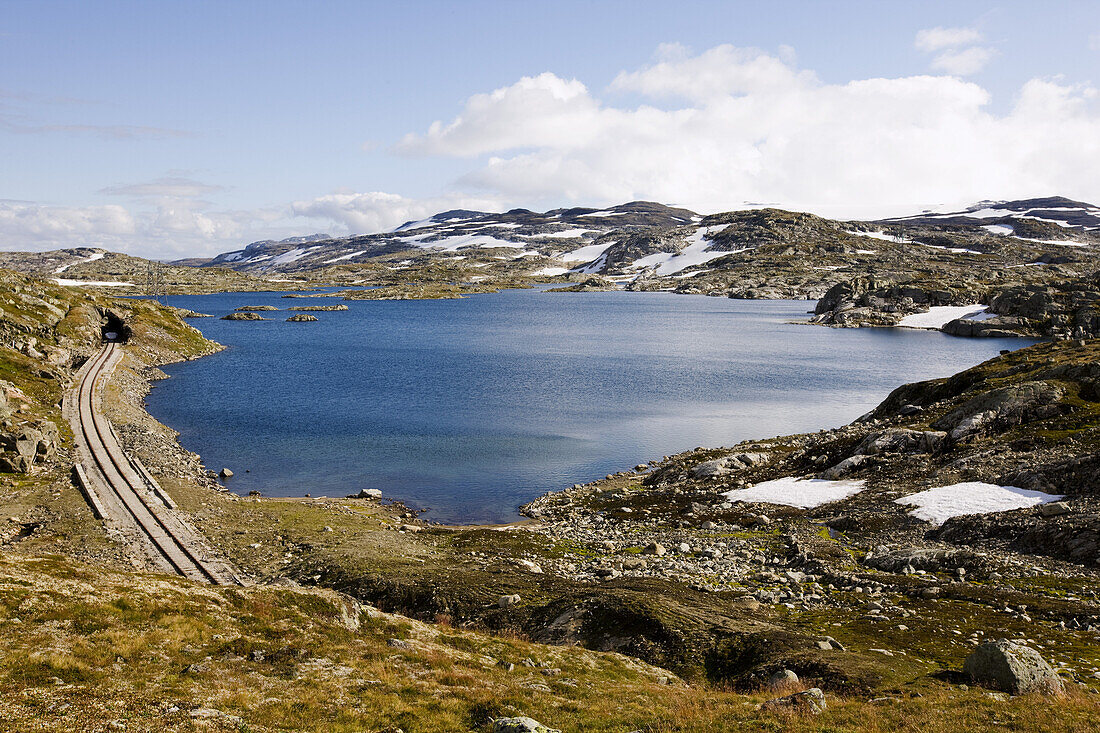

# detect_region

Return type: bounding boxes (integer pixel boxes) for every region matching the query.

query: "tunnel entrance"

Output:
[101,310,132,343]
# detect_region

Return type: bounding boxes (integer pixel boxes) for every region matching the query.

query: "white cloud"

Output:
[99,176,225,198]
[396,73,599,157]
[914,26,995,77]
[0,201,136,240]
[0,184,288,259]
[929,46,996,76]
[290,191,504,233]
[915,27,983,52]
[396,44,1100,218]
[610,43,818,102]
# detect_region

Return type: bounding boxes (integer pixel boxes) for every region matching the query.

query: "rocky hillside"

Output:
[0,247,309,294]
[172,198,1100,317]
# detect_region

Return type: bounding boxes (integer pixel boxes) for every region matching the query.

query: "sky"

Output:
[2,0,1099,259]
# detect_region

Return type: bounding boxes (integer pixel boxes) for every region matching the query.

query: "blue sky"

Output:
[2,0,1099,257]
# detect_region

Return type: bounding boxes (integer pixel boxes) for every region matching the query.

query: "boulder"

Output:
[943,316,1026,338]
[856,428,945,455]
[1039,501,1070,517]
[492,717,561,733]
[761,687,826,714]
[642,542,666,556]
[219,468,233,478]
[221,312,266,321]
[354,488,383,499]
[189,709,243,726]
[0,422,57,472]
[767,669,799,690]
[498,594,521,608]
[690,452,768,478]
[963,639,1064,694]
[514,559,543,574]
[864,547,969,574]
[820,453,868,479]
[286,314,319,322]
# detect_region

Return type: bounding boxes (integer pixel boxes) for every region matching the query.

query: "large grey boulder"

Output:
[761,687,826,714]
[767,668,799,690]
[492,717,562,733]
[856,428,945,455]
[820,453,868,479]
[690,452,768,479]
[963,639,1064,694]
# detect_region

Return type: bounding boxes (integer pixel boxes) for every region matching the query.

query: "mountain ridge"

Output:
[182,197,1099,279]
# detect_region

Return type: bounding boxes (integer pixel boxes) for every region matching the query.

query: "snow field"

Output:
[896,482,1064,525]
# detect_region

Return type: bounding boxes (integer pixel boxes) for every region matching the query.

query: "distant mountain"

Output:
[153,196,1100,309]
[191,201,702,275]
[883,196,1100,232]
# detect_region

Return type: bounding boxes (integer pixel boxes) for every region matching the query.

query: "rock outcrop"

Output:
[963,639,1064,694]
[0,422,58,473]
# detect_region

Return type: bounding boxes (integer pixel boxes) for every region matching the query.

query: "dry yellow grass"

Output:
[0,553,1098,732]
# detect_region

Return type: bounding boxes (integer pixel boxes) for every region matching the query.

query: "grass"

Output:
[1,553,1099,731]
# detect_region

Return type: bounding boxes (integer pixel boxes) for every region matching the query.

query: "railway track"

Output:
[70,343,239,585]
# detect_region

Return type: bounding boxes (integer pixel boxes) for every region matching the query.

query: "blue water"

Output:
[145,288,1034,523]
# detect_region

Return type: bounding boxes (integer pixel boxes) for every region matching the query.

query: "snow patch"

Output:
[1014,237,1087,247]
[724,477,866,509]
[920,243,982,255]
[896,482,1063,525]
[558,241,615,263]
[269,247,322,266]
[54,251,105,274]
[53,278,133,287]
[324,250,367,264]
[848,230,912,244]
[415,234,521,251]
[532,266,569,276]
[631,225,735,276]
[574,252,609,275]
[982,224,1014,236]
[896,305,993,329]
[541,228,592,238]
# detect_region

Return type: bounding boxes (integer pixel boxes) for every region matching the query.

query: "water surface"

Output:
[146,288,1034,523]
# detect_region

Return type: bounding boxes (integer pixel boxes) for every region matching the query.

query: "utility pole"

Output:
[144,261,169,306]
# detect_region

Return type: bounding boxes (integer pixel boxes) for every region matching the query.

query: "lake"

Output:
[145,288,1034,523]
